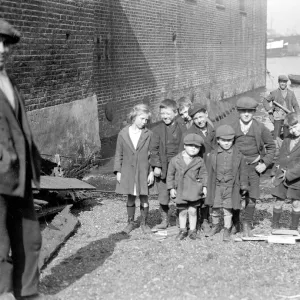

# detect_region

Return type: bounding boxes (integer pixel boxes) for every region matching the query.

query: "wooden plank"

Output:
[37,205,67,219]
[242,236,268,241]
[268,235,296,244]
[32,176,96,191]
[39,205,80,269]
[272,229,299,236]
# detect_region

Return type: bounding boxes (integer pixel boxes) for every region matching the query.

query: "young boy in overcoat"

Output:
[205,125,248,241]
[179,103,216,235]
[167,133,207,240]
[230,97,276,237]
[271,113,300,230]
[150,99,187,229]
[263,75,300,139]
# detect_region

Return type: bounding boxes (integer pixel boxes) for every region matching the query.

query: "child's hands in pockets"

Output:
[170,188,177,199]
[202,187,207,198]
[116,172,121,183]
[147,171,154,186]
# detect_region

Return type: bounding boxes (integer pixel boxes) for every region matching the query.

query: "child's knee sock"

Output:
[179,209,188,229]
[200,205,210,222]
[244,198,256,223]
[211,208,220,225]
[290,210,300,230]
[223,208,232,229]
[188,207,197,230]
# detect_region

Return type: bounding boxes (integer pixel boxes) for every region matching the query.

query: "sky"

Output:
[267,0,300,35]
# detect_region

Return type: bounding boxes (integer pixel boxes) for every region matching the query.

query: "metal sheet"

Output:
[32,176,96,190]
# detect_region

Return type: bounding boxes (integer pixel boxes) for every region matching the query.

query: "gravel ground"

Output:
[39,173,300,300]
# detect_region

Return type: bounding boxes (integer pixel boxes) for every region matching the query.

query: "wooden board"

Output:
[268,235,296,244]
[242,236,268,241]
[272,229,299,236]
[39,205,80,269]
[32,176,96,191]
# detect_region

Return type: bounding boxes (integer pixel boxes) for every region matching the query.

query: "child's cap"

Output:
[184,133,204,146]
[216,125,235,139]
[278,75,289,82]
[188,103,207,117]
[236,97,258,110]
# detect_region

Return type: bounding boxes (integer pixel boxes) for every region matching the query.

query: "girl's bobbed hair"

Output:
[128,103,151,123]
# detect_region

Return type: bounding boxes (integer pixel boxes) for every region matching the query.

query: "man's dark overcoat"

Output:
[0,78,41,197]
[205,146,249,209]
[114,126,152,196]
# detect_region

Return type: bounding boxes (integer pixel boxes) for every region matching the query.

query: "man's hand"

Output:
[278,169,286,181]
[268,112,274,124]
[170,188,177,199]
[202,187,207,198]
[116,172,121,183]
[255,162,267,174]
[154,167,162,177]
[147,171,154,186]
[241,190,247,197]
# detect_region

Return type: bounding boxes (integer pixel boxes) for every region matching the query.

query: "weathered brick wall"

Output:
[0,0,267,141]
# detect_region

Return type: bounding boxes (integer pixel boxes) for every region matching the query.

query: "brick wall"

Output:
[0,0,267,141]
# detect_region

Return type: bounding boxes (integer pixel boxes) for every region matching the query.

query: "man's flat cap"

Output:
[236,97,258,110]
[278,75,289,82]
[0,19,21,44]
[188,103,207,117]
[184,133,204,146]
[216,124,235,139]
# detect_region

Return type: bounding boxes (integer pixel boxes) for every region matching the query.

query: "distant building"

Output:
[0,0,267,161]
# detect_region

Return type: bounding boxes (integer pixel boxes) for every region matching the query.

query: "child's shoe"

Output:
[141,224,152,234]
[122,217,135,234]
[189,229,198,240]
[207,224,219,237]
[230,223,240,235]
[242,222,253,237]
[175,228,188,240]
[223,228,231,242]
[201,219,211,236]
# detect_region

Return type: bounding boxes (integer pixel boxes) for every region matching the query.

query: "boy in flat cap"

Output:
[271,113,300,231]
[0,19,42,300]
[205,125,248,241]
[150,99,186,230]
[179,103,216,235]
[167,133,207,240]
[231,97,276,237]
[263,75,300,139]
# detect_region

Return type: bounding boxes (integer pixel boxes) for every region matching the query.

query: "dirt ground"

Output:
[39,171,300,300]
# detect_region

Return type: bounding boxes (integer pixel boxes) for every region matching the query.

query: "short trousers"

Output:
[271,182,300,200]
[156,177,170,205]
[177,199,202,210]
[213,184,233,209]
[245,162,260,199]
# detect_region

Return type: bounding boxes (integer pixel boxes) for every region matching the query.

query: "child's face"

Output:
[217,137,234,150]
[133,113,149,129]
[288,122,300,137]
[238,109,255,124]
[179,106,191,122]
[160,107,177,125]
[184,144,201,156]
[193,111,208,129]
[279,81,288,90]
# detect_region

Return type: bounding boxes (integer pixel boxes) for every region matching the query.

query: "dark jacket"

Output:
[263,88,300,115]
[0,78,41,197]
[167,152,207,204]
[231,119,276,167]
[114,126,152,195]
[205,146,249,209]
[149,118,186,180]
[271,136,300,190]
[179,122,216,164]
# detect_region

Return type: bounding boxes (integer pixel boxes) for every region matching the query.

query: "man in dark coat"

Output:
[0,19,42,300]
[263,75,300,139]
[179,103,216,235]
[230,97,276,237]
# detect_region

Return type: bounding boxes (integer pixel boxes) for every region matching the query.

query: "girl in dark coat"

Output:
[114,104,154,234]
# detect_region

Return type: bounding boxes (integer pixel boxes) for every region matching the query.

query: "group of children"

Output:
[114,93,300,241]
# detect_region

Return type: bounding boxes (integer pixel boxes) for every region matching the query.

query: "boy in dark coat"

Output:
[167,133,207,240]
[230,97,276,237]
[271,113,300,230]
[205,125,248,241]
[150,99,186,229]
[179,103,216,235]
[263,75,300,139]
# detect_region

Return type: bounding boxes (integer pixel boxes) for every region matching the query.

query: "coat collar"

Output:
[176,151,202,172]
[119,125,151,152]
[286,136,300,154]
